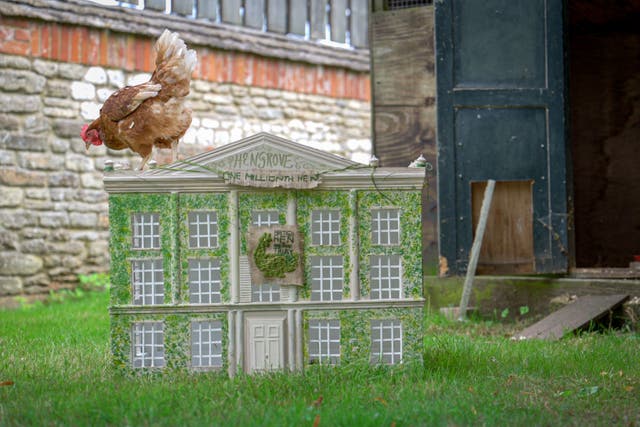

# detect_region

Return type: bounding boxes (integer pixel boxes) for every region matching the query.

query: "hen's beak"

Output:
[85,141,91,151]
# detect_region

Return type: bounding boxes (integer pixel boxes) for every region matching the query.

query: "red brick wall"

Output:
[0,16,370,101]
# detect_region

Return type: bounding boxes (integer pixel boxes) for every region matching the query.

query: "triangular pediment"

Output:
[145,133,358,177]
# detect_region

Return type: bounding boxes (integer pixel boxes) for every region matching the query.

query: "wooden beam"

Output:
[458,180,495,321]
[0,0,369,71]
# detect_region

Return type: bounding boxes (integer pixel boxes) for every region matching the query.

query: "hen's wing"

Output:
[100,82,162,122]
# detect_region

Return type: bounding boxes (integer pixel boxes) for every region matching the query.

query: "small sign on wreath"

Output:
[247,225,303,286]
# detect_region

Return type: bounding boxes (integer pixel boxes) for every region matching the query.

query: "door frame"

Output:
[244,311,287,373]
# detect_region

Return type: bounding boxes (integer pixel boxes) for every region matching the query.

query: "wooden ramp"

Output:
[513,294,629,340]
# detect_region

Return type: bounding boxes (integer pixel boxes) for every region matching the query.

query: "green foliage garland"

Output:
[253,232,299,278]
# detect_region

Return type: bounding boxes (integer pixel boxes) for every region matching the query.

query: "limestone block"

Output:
[127,73,151,86]
[0,114,20,130]
[0,252,43,275]
[70,81,95,101]
[107,69,125,88]
[80,173,103,189]
[84,66,107,84]
[0,186,23,207]
[0,69,47,93]
[21,227,50,239]
[58,63,85,80]
[0,211,37,229]
[0,276,22,295]
[45,79,70,98]
[0,149,15,165]
[204,94,233,105]
[0,228,19,250]
[81,101,100,120]
[43,107,77,118]
[18,152,65,170]
[65,153,95,172]
[70,212,98,228]
[39,212,70,228]
[23,273,49,287]
[52,119,84,139]
[48,171,80,188]
[50,139,70,153]
[33,59,59,77]
[0,94,40,113]
[97,88,115,102]
[0,167,48,186]
[21,239,48,255]
[0,55,31,69]
[24,114,51,133]
[2,132,46,151]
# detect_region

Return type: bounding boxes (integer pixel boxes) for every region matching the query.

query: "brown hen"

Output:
[81,30,197,170]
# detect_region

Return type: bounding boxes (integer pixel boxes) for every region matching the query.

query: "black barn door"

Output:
[435,0,568,275]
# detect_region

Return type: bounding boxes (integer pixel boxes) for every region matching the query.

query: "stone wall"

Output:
[0,7,371,304]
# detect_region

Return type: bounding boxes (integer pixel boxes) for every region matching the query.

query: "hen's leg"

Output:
[138,153,152,171]
[171,140,178,163]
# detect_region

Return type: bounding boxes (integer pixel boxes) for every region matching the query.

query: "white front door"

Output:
[245,313,286,373]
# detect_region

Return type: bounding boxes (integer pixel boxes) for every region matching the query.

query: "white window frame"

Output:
[371,208,401,246]
[311,209,341,246]
[310,256,343,301]
[370,319,402,365]
[308,319,340,365]
[252,210,281,227]
[191,320,223,369]
[188,211,219,249]
[251,284,280,302]
[132,212,160,249]
[188,258,222,304]
[132,259,164,305]
[369,255,402,300]
[132,322,165,368]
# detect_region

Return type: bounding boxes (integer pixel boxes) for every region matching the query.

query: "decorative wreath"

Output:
[253,232,299,278]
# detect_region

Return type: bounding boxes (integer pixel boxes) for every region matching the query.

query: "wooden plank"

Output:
[221,0,242,24]
[371,7,434,106]
[570,268,640,279]
[459,180,495,320]
[373,105,435,166]
[172,0,194,16]
[288,0,308,36]
[267,0,287,34]
[310,0,327,39]
[244,0,265,29]
[514,294,630,340]
[350,0,369,48]
[472,181,534,275]
[1,0,370,71]
[197,0,218,20]
[145,0,166,11]
[330,0,347,43]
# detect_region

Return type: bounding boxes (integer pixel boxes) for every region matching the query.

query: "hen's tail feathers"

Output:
[154,29,197,85]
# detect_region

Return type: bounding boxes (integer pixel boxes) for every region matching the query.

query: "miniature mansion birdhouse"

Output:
[104,133,426,375]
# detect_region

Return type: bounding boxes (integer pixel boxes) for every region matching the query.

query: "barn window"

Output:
[311,210,341,246]
[252,284,281,302]
[370,319,402,365]
[308,319,341,365]
[371,209,400,246]
[188,258,221,304]
[132,322,165,368]
[370,255,402,299]
[132,259,164,305]
[132,212,160,249]
[252,210,281,227]
[310,256,343,301]
[188,211,219,248]
[191,320,223,369]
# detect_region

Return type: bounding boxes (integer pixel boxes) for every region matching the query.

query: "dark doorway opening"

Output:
[568,1,640,268]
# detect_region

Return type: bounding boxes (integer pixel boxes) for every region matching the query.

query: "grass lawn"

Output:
[1,291,639,426]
